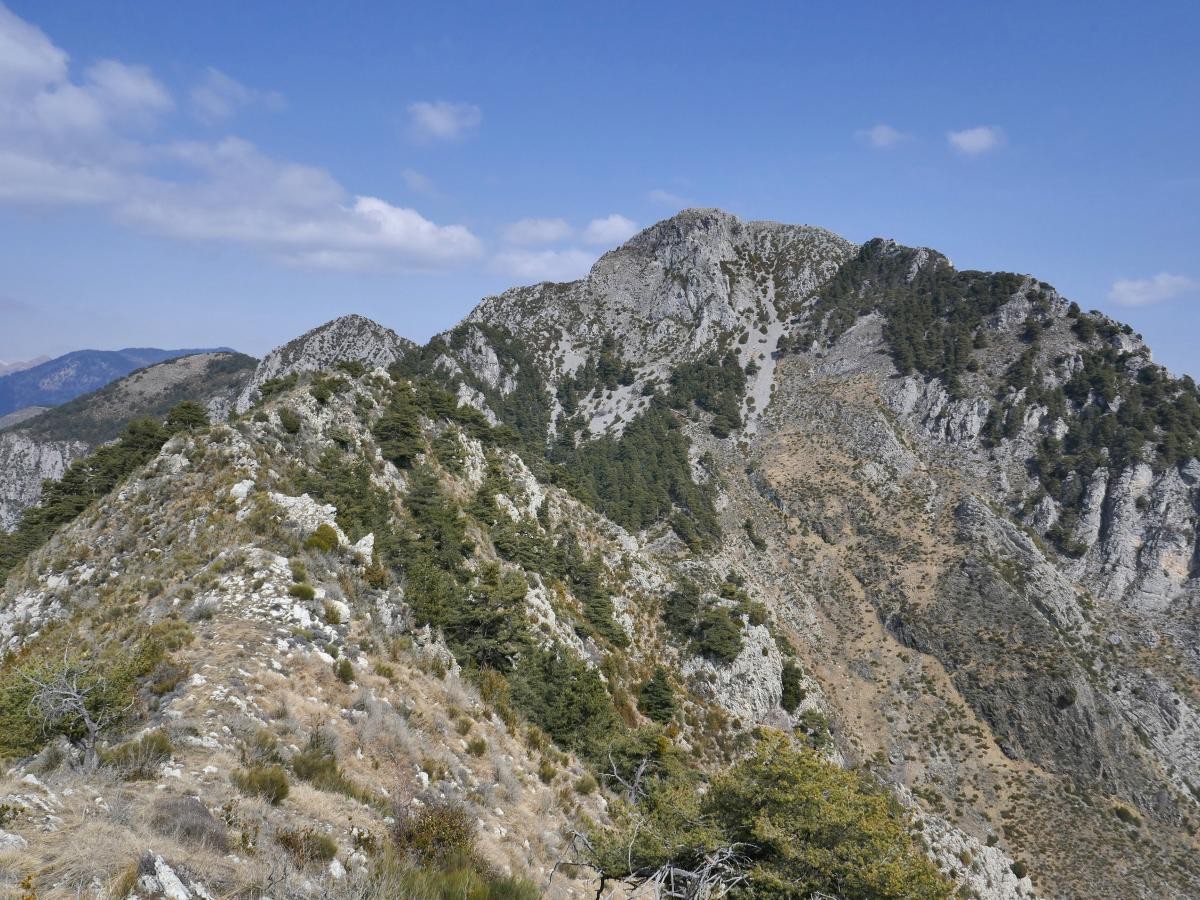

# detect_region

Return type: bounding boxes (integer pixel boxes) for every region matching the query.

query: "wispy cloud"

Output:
[648,187,688,207]
[406,100,481,143]
[1108,273,1196,307]
[501,217,573,245]
[190,67,283,123]
[492,247,595,282]
[857,124,909,148]
[401,168,436,195]
[0,4,480,271]
[582,213,637,246]
[947,125,1003,155]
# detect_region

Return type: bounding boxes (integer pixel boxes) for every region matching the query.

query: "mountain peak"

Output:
[234,314,415,412]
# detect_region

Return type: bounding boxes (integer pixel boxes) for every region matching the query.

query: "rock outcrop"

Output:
[234,314,415,413]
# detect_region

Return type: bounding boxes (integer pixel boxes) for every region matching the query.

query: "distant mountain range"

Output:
[0,357,50,376]
[0,347,232,417]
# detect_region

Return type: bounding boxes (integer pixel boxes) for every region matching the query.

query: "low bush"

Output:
[305,523,341,553]
[590,731,953,898]
[277,826,338,865]
[233,765,289,804]
[151,796,229,851]
[393,803,479,870]
[288,582,316,601]
[102,730,173,780]
[278,408,302,434]
[368,854,539,900]
[780,661,805,713]
[291,733,372,803]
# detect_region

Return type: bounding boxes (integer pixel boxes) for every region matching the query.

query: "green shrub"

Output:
[1010,861,1029,879]
[377,860,539,900]
[102,730,173,780]
[375,387,425,468]
[288,582,316,601]
[290,734,371,802]
[467,737,488,757]
[165,401,209,432]
[590,731,953,899]
[1114,805,1141,827]
[241,728,282,766]
[335,657,354,684]
[0,641,154,764]
[233,765,289,804]
[278,407,302,434]
[278,826,338,864]
[305,523,341,553]
[694,607,743,663]
[310,375,348,405]
[574,773,598,795]
[393,803,479,870]
[258,373,299,401]
[780,662,805,713]
[509,646,621,757]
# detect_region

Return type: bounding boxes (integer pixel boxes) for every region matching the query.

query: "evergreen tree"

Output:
[638,666,677,723]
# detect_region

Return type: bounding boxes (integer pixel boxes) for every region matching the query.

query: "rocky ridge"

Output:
[0,209,1197,898]
[233,315,415,414]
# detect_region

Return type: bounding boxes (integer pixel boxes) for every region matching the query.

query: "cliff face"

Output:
[0,432,84,530]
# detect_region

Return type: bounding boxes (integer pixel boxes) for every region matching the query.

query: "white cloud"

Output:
[402,168,436,195]
[0,5,479,271]
[407,100,481,143]
[947,125,1003,156]
[114,138,481,267]
[857,123,908,148]
[582,213,637,246]
[0,3,66,88]
[492,248,596,283]
[190,67,283,123]
[1107,273,1196,307]
[501,217,573,245]
[648,188,687,207]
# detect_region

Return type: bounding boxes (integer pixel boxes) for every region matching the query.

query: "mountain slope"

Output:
[0,352,256,530]
[0,210,1198,898]
[0,347,232,416]
[0,362,996,899]
[414,210,1200,897]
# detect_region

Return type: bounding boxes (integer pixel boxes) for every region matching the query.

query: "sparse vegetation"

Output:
[233,765,290,804]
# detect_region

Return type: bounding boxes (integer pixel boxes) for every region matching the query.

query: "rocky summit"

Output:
[1,209,1198,899]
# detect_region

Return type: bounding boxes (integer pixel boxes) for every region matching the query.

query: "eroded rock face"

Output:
[682,622,785,727]
[0,431,85,530]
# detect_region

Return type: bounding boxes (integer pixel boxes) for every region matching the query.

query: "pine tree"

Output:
[638,667,677,723]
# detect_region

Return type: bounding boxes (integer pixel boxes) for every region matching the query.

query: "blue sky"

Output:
[1,1,1197,376]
